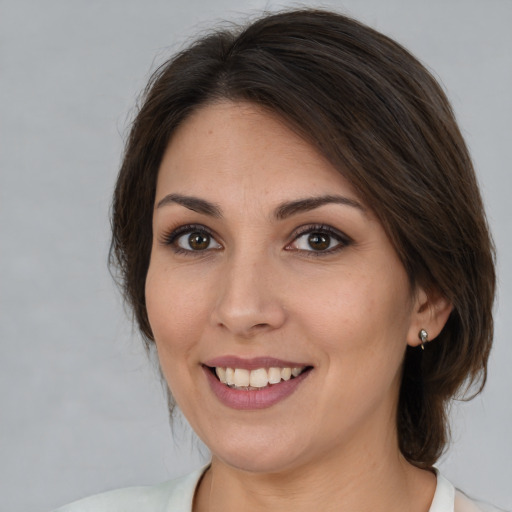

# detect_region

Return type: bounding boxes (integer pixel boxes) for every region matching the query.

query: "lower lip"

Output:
[203,366,312,410]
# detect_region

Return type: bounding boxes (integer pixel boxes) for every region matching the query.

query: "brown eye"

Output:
[188,232,210,250]
[171,227,222,252]
[287,225,350,255]
[307,233,330,251]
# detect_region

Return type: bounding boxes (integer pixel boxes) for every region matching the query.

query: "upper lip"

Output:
[203,356,311,370]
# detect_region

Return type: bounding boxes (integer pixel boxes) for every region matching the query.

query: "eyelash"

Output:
[160,224,220,256]
[160,223,352,257]
[286,224,352,257]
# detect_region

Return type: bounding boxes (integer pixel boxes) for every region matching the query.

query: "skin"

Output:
[145,101,452,512]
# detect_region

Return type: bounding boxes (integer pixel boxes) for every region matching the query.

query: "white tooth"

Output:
[268,367,281,384]
[216,367,227,384]
[281,367,292,381]
[225,367,235,386]
[249,368,269,388]
[291,367,302,377]
[234,368,250,387]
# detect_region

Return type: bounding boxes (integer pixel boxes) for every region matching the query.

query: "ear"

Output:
[406,286,453,347]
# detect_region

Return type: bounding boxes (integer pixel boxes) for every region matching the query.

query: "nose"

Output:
[210,252,287,338]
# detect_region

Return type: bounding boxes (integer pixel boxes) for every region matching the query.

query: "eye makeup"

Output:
[159,223,222,256]
[158,221,353,258]
[285,223,353,257]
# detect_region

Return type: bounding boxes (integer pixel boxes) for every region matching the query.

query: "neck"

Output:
[194,433,436,512]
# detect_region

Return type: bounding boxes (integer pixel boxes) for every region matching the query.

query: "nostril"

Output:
[211,294,287,336]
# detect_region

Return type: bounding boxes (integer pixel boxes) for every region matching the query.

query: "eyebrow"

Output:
[156,193,366,219]
[156,193,222,217]
[274,195,366,220]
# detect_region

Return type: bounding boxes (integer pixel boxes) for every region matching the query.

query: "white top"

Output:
[53,466,504,512]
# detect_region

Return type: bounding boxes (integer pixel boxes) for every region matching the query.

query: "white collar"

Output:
[429,470,456,512]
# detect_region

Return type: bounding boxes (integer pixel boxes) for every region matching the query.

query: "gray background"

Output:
[1,1,511,511]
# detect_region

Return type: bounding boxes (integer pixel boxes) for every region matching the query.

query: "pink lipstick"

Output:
[202,356,312,410]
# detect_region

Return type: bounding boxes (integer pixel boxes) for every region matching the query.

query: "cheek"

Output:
[290,263,413,363]
[145,263,211,355]
[145,263,212,407]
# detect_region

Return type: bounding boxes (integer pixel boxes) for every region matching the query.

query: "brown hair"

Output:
[110,9,495,468]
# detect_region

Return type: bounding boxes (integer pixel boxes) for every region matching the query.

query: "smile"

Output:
[215,366,306,389]
[203,357,313,410]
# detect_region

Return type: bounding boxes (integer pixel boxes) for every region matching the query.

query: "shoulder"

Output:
[431,471,507,512]
[454,490,508,512]
[52,466,207,512]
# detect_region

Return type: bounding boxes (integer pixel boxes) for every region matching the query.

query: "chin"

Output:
[215,450,302,475]
[206,428,313,475]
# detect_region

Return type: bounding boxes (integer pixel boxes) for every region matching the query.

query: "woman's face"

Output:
[146,101,426,473]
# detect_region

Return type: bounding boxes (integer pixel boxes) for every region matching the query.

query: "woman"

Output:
[55,9,499,512]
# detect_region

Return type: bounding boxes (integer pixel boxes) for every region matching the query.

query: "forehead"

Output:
[156,101,360,205]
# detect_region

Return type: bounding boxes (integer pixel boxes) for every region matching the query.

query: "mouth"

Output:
[206,365,312,391]
[202,356,313,409]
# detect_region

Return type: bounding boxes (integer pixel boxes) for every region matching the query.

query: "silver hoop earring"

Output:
[419,329,429,350]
